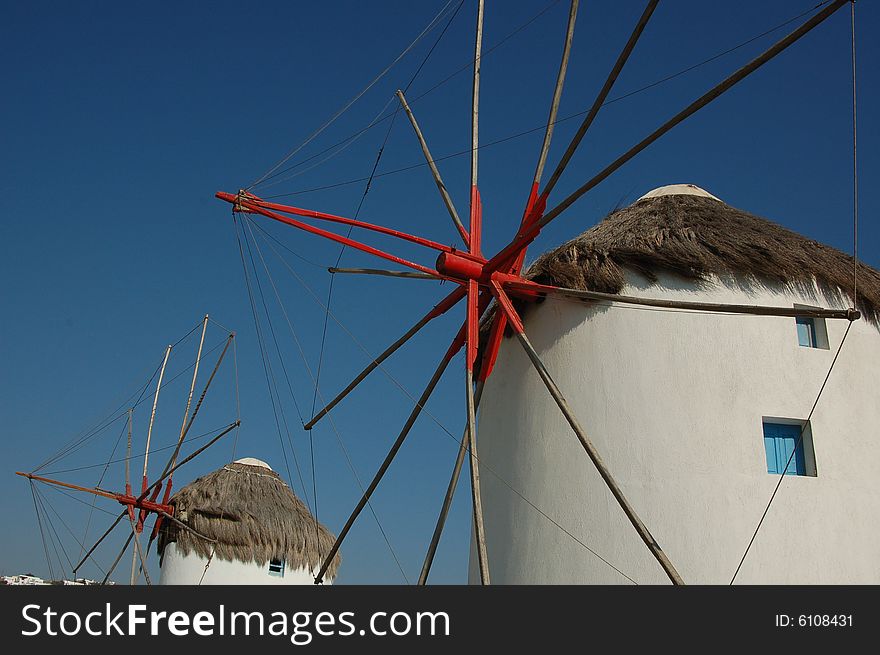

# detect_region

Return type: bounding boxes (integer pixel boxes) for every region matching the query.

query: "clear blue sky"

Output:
[2,0,877,584]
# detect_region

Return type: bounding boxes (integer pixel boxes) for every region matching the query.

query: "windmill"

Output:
[17,315,241,584]
[215,0,863,586]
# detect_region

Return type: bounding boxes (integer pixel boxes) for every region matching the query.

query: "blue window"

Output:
[796,316,817,348]
[268,558,285,577]
[794,309,828,349]
[763,422,807,476]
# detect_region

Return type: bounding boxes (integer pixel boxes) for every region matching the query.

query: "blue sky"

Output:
[2,0,877,584]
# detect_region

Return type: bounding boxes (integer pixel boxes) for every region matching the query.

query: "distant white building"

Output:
[158,457,339,585]
[1,574,105,585]
[1,574,49,585]
[472,185,880,584]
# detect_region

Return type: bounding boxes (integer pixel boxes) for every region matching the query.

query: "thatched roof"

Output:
[523,186,880,326]
[157,458,340,578]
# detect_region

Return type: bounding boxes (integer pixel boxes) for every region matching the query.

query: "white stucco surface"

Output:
[159,543,323,585]
[470,271,880,584]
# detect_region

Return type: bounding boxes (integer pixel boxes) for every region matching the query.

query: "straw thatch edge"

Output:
[524,194,879,325]
[477,193,878,370]
[157,462,340,578]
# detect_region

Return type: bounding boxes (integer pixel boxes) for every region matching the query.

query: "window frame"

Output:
[761,418,817,477]
[268,557,285,577]
[793,305,829,350]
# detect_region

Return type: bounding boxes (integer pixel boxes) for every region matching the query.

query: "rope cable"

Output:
[34,485,71,580]
[249,0,459,190]
[240,216,315,513]
[297,2,465,583]
[254,0,560,191]
[730,321,853,584]
[39,489,108,576]
[79,419,130,561]
[31,481,56,581]
[198,339,243,586]
[850,0,858,306]
[233,214,310,508]
[34,323,218,473]
[243,213,329,557]
[41,424,237,476]
[263,0,835,199]
[243,216,411,583]
[32,337,228,474]
[34,485,78,577]
[44,484,120,518]
[251,219,637,583]
[254,0,464,193]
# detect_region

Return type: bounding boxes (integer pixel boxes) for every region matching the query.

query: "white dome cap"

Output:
[638,184,721,202]
[233,457,273,470]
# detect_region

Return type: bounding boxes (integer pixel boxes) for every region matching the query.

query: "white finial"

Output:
[234,457,272,470]
[638,184,721,201]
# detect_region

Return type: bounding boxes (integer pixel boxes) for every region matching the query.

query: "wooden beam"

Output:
[466,369,490,584]
[127,409,139,586]
[142,345,172,487]
[139,421,241,502]
[329,267,442,280]
[470,0,485,191]
[304,286,466,430]
[102,531,133,585]
[74,512,126,574]
[158,332,235,482]
[396,89,469,247]
[172,315,209,469]
[532,0,580,188]
[128,517,152,585]
[313,339,458,583]
[485,0,848,275]
[418,381,485,585]
[539,0,848,228]
[541,0,657,199]
[501,278,861,321]
[491,280,684,584]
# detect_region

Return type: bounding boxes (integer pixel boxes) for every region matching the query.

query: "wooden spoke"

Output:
[102,531,134,585]
[541,0,658,199]
[485,0,848,276]
[500,277,860,321]
[329,267,442,281]
[470,0,485,193]
[418,381,485,585]
[538,0,848,228]
[466,366,490,584]
[152,508,216,544]
[491,280,684,584]
[313,331,462,583]
[222,194,446,278]
[157,332,235,482]
[396,89,470,247]
[142,344,172,490]
[139,421,240,502]
[465,276,490,583]
[126,409,138,585]
[304,286,466,430]
[128,518,152,585]
[171,315,209,469]
[531,0,580,190]
[74,511,126,575]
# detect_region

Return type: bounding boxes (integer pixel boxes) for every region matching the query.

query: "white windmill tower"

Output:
[472,184,880,584]
[213,0,865,586]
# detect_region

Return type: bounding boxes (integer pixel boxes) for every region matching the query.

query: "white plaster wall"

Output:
[159,543,327,585]
[470,272,880,584]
